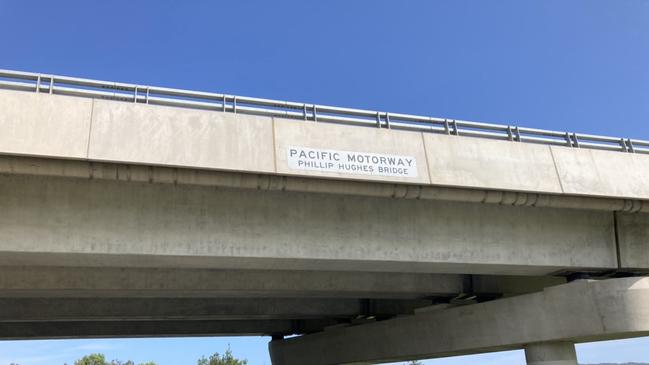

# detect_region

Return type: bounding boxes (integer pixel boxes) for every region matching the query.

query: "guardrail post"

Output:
[564,132,572,147]
[376,112,381,128]
[134,86,138,103]
[36,75,41,93]
[313,105,318,122]
[49,77,53,95]
[451,120,459,136]
[514,126,521,142]
[145,87,150,104]
[620,138,628,152]
[233,96,237,113]
[303,104,307,121]
[507,126,514,141]
[571,133,580,148]
[385,113,391,129]
[627,139,635,153]
[443,119,451,135]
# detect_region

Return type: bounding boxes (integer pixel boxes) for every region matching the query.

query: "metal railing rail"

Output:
[1,68,647,154]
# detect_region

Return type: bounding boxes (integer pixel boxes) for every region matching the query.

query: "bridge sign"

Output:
[287,146,417,178]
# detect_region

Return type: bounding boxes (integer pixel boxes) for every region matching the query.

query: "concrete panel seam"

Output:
[271,117,278,174]
[613,212,622,269]
[85,98,95,159]
[549,147,566,194]
[420,132,433,185]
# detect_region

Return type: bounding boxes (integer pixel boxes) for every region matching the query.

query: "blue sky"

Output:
[0,0,648,364]
[1,337,649,365]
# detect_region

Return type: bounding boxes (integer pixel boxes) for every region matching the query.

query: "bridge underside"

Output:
[269,277,649,365]
[1,157,649,364]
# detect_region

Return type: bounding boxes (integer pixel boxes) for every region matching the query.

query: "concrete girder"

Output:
[268,277,649,365]
[0,266,463,299]
[0,319,335,340]
[0,174,619,276]
[2,155,648,213]
[0,297,432,322]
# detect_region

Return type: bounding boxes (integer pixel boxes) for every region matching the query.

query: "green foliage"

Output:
[197,347,248,365]
[406,361,424,365]
[75,354,107,365]
[73,354,155,365]
[69,350,245,365]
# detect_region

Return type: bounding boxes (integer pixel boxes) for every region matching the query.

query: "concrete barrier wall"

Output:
[0,90,92,158]
[2,89,649,199]
[88,100,275,173]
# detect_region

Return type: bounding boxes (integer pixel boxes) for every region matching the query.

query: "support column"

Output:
[269,278,649,365]
[525,342,577,365]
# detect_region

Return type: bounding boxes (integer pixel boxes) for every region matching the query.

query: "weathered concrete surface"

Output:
[0,298,433,321]
[0,89,648,359]
[0,266,463,299]
[552,146,649,199]
[524,342,577,365]
[0,174,618,275]
[0,319,336,339]
[423,134,562,193]
[269,277,649,365]
[3,155,645,213]
[273,118,430,184]
[2,89,649,200]
[0,89,92,158]
[616,212,649,270]
[88,100,275,173]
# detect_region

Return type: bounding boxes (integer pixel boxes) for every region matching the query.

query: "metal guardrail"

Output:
[1,68,648,154]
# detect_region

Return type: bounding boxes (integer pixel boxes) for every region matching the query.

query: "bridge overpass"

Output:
[0,69,648,364]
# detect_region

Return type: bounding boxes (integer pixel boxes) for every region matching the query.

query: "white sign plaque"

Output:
[287,146,417,178]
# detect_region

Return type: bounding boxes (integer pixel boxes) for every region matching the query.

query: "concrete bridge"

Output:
[0,70,648,365]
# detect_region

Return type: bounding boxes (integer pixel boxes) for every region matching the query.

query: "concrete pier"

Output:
[524,342,578,365]
[269,278,649,365]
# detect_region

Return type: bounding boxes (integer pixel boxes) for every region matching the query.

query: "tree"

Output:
[73,354,155,365]
[75,354,107,365]
[197,347,248,365]
[406,361,423,365]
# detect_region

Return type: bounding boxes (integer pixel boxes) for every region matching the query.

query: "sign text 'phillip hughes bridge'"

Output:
[1,69,649,365]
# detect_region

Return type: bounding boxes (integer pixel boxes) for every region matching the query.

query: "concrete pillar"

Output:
[524,342,577,365]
